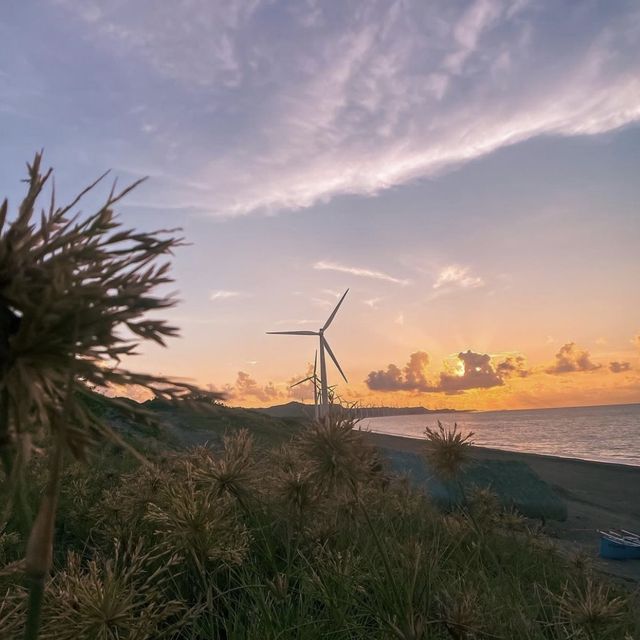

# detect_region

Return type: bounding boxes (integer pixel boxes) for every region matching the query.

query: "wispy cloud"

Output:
[314,260,409,285]
[209,289,242,301]
[275,318,320,326]
[433,265,484,290]
[50,0,640,216]
[363,297,382,308]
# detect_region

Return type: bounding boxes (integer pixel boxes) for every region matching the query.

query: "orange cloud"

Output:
[223,371,283,403]
[546,342,601,374]
[366,351,432,392]
[609,361,632,373]
[365,349,523,394]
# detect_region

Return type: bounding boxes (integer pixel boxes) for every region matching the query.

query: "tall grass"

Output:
[0,415,638,639]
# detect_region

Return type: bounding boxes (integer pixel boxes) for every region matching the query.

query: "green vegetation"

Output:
[1,415,639,639]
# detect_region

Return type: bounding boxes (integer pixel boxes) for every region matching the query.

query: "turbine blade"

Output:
[266,330,318,335]
[322,337,348,383]
[290,376,313,388]
[313,350,318,376]
[323,288,349,331]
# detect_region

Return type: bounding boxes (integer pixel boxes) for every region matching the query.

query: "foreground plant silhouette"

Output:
[0,154,217,639]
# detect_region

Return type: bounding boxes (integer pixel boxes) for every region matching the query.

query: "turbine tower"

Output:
[268,289,349,415]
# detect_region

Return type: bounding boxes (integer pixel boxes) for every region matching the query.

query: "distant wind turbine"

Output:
[268,289,349,415]
[290,350,321,420]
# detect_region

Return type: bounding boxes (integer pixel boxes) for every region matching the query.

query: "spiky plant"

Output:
[93,463,167,542]
[192,429,257,505]
[273,467,316,519]
[0,585,25,640]
[0,154,219,638]
[297,414,373,496]
[466,486,500,528]
[39,541,190,640]
[423,421,474,481]
[555,577,627,639]
[144,474,249,578]
[437,581,485,640]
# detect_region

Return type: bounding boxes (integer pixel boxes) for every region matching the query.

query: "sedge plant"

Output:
[0,154,219,639]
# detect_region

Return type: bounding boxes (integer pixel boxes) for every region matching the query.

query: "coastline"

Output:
[365,427,640,468]
[364,430,640,584]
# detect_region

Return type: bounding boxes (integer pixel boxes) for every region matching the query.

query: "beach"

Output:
[365,431,640,584]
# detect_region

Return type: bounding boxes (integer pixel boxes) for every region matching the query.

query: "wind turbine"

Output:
[268,289,349,416]
[290,351,321,420]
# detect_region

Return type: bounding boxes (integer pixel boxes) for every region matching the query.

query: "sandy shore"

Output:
[364,431,640,584]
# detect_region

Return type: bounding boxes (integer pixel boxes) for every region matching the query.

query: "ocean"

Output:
[360,403,640,467]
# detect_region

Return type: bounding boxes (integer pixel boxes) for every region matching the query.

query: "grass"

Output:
[1,415,638,639]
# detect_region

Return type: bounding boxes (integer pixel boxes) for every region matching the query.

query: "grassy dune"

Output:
[1,409,638,639]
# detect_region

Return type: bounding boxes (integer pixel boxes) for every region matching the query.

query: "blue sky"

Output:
[2,0,639,408]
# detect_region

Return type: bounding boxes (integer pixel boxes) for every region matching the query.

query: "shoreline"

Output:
[363,427,640,469]
[363,430,640,584]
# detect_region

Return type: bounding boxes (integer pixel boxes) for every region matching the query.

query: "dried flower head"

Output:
[273,467,316,516]
[192,429,257,503]
[437,582,484,639]
[423,421,474,480]
[297,414,370,494]
[555,577,626,638]
[467,486,500,526]
[144,477,249,571]
[0,153,220,470]
[39,541,189,640]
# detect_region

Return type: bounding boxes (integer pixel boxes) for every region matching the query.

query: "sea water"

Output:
[360,403,640,467]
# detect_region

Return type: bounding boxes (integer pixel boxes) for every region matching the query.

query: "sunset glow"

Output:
[2,1,639,411]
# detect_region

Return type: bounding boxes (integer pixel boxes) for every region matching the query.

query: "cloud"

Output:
[495,355,530,378]
[363,297,382,308]
[433,265,484,290]
[546,342,602,374]
[404,351,432,390]
[225,371,283,403]
[52,1,640,215]
[609,361,631,373]
[314,261,409,285]
[366,363,406,391]
[210,290,242,301]
[438,350,503,394]
[275,318,320,326]
[366,351,433,392]
[365,349,505,394]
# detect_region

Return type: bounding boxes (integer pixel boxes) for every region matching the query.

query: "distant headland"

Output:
[254,401,469,419]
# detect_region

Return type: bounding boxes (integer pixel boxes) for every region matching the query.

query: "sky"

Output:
[2,0,640,410]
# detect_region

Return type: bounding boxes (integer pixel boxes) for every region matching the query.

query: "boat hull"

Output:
[600,536,640,560]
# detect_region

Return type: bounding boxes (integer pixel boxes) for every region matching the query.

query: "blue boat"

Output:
[599,530,640,560]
